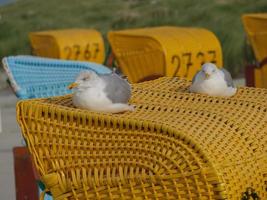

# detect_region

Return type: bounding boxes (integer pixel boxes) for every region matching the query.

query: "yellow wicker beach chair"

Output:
[242,13,267,88]
[29,29,105,64]
[108,26,222,83]
[17,77,267,199]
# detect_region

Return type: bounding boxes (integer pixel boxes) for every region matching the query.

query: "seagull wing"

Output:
[192,70,202,84]
[100,73,131,104]
[220,68,234,87]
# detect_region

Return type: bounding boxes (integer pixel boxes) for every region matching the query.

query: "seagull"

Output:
[68,70,134,113]
[189,63,237,97]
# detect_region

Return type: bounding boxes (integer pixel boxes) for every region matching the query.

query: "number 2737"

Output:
[171,50,217,77]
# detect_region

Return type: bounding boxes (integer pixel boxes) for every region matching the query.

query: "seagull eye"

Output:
[82,77,89,81]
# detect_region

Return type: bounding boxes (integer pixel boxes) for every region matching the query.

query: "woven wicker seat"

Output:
[17,77,267,199]
[2,56,111,99]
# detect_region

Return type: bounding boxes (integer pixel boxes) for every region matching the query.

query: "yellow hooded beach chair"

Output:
[108,26,222,83]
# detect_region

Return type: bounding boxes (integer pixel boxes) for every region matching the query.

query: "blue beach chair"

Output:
[2,55,112,200]
[2,55,112,99]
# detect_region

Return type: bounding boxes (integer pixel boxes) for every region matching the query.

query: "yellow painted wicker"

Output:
[108,26,222,83]
[29,29,105,64]
[17,77,267,199]
[242,13,267,88]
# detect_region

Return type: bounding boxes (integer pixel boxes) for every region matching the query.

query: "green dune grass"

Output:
[0,0,267,77]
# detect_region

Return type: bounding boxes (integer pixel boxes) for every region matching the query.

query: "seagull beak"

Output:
[68,82,78,89]
[205,73,210,79]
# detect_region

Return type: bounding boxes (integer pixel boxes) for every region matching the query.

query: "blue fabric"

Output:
[3,55,112,99]
[38,187,53,200]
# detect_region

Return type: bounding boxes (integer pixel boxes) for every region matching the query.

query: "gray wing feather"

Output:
[100,73,131,103]
[192,70,201,83]
[220,68,234,87]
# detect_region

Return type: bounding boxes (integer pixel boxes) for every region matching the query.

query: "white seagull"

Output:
[189,63,237,97]
[68,71,134,113]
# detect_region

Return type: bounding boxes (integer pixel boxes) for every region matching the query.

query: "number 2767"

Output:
[64,43,100,60]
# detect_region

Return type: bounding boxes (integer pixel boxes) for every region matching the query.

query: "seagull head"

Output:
[68,71,99,90]
[201,63,218,79]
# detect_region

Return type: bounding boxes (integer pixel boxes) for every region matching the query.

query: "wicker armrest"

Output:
[16,77,267,199]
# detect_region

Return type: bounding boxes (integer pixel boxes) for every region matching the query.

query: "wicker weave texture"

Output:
[2,56,111,99]
[17,77,267,199]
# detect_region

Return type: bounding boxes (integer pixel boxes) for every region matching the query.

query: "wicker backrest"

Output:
[17,77,267,199]
[2,56,111,99]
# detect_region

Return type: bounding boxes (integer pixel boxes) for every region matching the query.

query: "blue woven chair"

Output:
[2,55,112,99]
[2,55,112,200]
